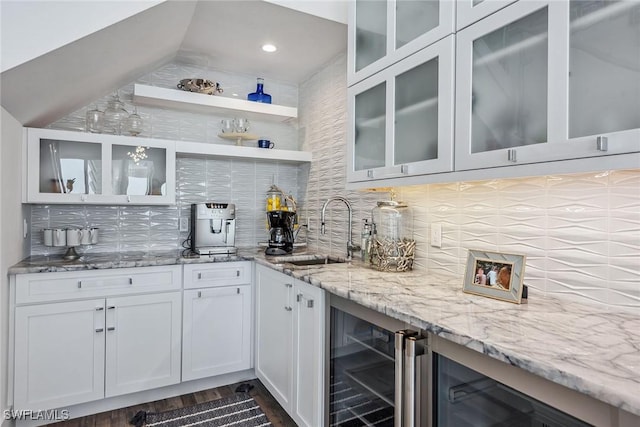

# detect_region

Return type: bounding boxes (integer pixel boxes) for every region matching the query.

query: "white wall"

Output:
[0,0,164,73]
[0,107,28,425]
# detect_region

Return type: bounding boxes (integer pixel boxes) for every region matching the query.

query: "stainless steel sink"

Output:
[286,257,345,266]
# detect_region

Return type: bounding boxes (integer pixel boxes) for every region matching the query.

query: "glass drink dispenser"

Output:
[370,201,415,272]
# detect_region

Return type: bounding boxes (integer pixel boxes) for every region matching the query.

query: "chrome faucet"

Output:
[320,196,361,260]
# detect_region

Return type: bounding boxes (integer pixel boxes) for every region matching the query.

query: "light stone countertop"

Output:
[8,249,640,416]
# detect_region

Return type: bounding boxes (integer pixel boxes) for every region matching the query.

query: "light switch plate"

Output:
[430,223,442,248]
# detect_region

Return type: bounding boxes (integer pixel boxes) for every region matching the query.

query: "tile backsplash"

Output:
[30,51,640,309]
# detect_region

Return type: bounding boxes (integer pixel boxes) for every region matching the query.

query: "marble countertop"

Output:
[9,249,640,416]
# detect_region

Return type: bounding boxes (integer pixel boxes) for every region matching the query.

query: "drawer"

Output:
[183,262,251,289]
[15,265,182,304]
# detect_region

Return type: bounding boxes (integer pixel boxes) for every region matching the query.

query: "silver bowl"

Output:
[177,79,223,95]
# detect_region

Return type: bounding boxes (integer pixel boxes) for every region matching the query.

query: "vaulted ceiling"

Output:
[0,1,347,127]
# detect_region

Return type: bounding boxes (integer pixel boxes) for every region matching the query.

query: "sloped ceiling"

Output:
[0,0,347,128]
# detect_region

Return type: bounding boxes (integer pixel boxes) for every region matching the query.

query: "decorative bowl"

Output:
[177,79,223,95]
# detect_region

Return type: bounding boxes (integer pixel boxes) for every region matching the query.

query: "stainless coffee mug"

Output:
[52,228,67,247]
[66,228,81,246]
[90,228,99,244]
[80,228,92,245]
[43,229,53,246]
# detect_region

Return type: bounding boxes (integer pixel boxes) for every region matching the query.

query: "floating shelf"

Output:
[133,84,298,122]
[176,140,311,164]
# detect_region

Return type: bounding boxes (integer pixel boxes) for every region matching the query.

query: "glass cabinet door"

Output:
[456,0,517,31]
[349,79,387,180]
[349,0,455,86]
[348,36,454,183]
[568,0,640,139]
[38,139,102,196]
[111,144,168,198]
[455,1,561,171]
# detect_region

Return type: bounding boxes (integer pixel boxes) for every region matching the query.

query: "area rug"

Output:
[129,393,272,427]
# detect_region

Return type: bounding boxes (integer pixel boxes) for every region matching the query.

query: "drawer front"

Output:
[15,265,181,304]
[183,262,251,289]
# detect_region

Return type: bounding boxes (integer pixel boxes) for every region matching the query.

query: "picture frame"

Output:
[463,249,527,304]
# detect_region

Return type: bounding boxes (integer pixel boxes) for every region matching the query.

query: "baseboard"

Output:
[14,370,256,427]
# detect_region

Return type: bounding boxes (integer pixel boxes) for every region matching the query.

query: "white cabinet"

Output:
[182,263,252,381]
[348,36,455,183]
[14,299,106,410]
[454,0,640,171]
[254,264,325,427]
[348,0,455,86]
[12,266,182,411]
[104,292,182,397]
[456,0,517,30]
[25,127,176,205]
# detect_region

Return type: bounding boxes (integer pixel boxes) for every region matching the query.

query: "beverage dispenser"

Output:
[370,201,415,271]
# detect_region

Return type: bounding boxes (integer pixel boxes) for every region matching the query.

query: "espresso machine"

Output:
[191,203,237,255]
[266,210,296,255]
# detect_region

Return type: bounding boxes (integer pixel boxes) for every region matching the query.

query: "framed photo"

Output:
[463,249,526,304]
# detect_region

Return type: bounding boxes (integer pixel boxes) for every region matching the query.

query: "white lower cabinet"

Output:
[181,263,253,381]
[255,264,325,427]
[182,286,252,381]
[104,292,182,397]
[14,299,106,410]
[12,266,182,411]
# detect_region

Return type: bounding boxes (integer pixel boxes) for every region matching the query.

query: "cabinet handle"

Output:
[400,165,409,174]
[296,293,302,302]
[107,306,115,310]
[236,270,240,277]
[285,283,293,288]
[78,281,82,289]
[307,299,314,308]
[284,306,292,311]
[127,196,131,203]
[237,288,240,294]
[507,149,517,162]
[198,273,202,280]
[81,195,87,202]
[95,307,104,311]
[95,328,104,333]
[198,291,202,298]
[107,326,115,331]
[129,277,133,285]
[596,136,608,152]
[367,169,374,178]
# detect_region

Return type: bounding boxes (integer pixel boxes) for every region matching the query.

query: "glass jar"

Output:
[103,92,128,135]
[370,201,415,272]
[266,184,283,212]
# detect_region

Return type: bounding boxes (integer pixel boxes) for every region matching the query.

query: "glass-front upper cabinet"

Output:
[455,0,640,171]
[348,0,455,86]
[348,36,454,183]
[456,0,517,31]
[26,128,175,205]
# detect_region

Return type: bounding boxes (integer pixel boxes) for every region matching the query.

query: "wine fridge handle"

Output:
[404,335,426,427]
[394,331,406,427]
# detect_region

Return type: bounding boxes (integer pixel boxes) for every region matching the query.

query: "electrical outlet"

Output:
[179,218,189,232]
[430,223,442,248]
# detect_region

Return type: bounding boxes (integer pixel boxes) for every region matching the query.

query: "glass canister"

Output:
[370,201,415,272]
[266,184,283,211]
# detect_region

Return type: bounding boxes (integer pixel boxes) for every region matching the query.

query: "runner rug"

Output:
[129,393,272,427]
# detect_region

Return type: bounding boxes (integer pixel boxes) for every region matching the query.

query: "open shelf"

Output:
[133,84,298,122]
[175,141,311,164]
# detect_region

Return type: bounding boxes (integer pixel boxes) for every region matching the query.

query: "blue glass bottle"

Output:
[247,78,272,104]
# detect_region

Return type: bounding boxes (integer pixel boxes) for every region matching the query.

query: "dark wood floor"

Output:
[47,379,296,426]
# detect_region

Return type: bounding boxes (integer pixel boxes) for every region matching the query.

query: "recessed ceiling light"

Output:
[262,44,277,53]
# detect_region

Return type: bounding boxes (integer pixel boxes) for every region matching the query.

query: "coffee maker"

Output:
[266,210,296,255]
[191,203,237,255]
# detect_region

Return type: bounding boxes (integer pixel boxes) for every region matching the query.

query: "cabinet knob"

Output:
[285,283,293,288]
[127,196,131,203]
[507,149,517,163]
[596,136,608,152]
[284,306,292,311]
